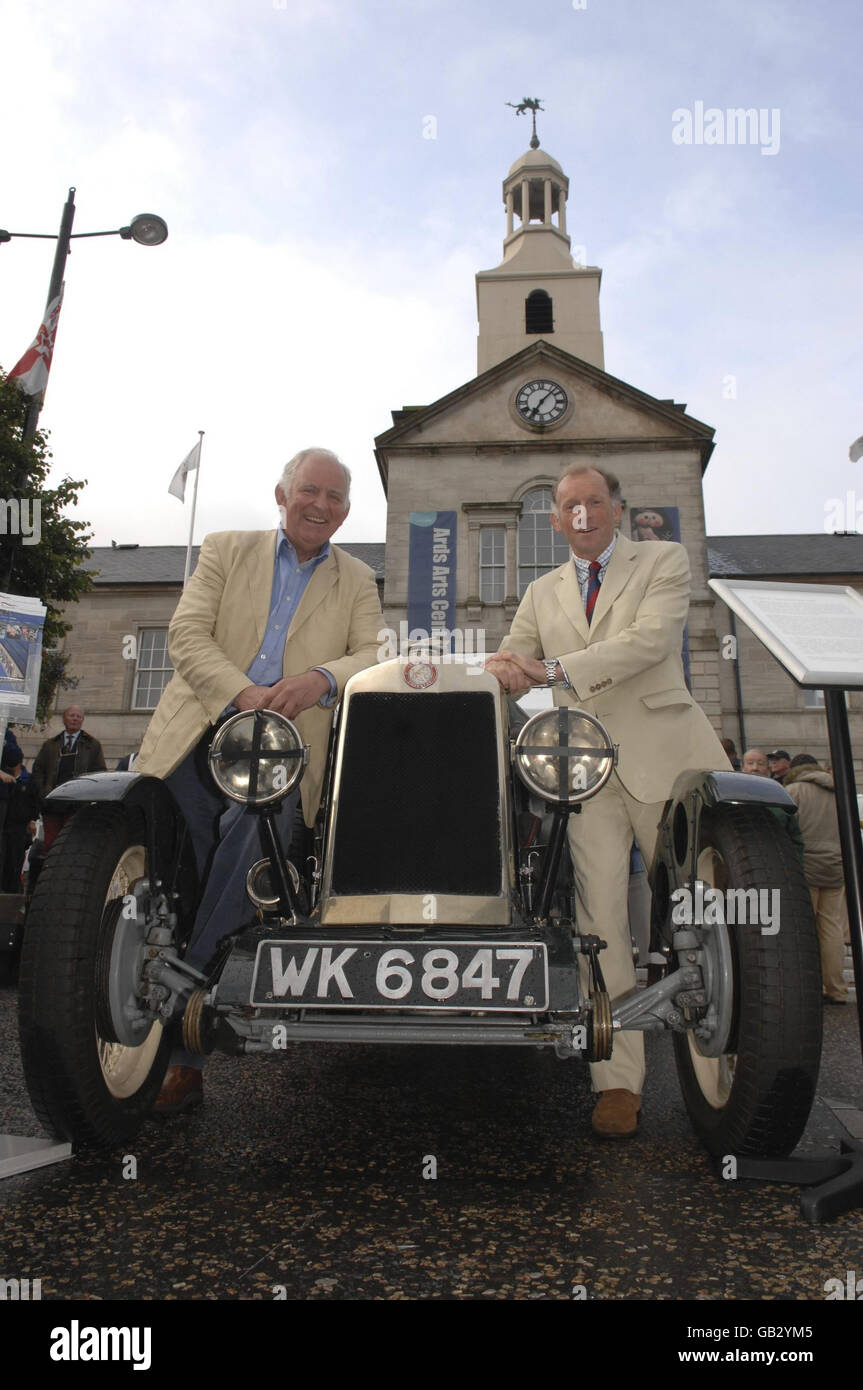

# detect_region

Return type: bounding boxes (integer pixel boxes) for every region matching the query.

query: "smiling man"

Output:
[486,465,728,1139]
[136,447,383,1112]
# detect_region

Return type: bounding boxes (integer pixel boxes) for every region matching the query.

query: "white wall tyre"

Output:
[18,805,173,1149]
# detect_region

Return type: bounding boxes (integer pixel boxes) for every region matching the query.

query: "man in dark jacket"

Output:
[784,754,849,1004]
[30,706,106,805]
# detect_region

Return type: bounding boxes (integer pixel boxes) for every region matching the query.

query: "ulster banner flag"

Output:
[7,289,64,398]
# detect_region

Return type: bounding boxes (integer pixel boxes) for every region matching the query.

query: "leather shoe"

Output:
[154,1065,203,1115]
[591,1088,641,1138]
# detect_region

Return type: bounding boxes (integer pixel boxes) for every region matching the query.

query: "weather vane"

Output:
[506,97,544,148]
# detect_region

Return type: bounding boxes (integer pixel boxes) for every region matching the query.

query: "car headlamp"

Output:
[208,710,308,806]
[514,708,615,805]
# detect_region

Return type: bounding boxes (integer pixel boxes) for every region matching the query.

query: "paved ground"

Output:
[2,972,862,1316]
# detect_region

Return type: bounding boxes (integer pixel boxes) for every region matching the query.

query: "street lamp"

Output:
[0,187,168,437]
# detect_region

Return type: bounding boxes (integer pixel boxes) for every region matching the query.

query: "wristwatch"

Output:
[543,658,559,687]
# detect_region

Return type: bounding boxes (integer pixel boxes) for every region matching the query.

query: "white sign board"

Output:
[0,590,47,720]
[709,579,863,687]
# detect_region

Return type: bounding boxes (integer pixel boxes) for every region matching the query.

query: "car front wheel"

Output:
[18,804,172,1149]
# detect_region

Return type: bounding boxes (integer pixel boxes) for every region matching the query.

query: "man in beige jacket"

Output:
[487,465,729,1138]
[137,448,383,1110]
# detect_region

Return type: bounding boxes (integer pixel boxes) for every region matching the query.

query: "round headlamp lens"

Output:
[208,710,308,806]
[515,708,614,804]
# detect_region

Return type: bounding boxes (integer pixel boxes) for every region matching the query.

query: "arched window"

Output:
[518,487,570,594]
[525,289,553,334]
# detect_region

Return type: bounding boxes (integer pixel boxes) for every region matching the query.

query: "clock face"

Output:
[516,379,569,425]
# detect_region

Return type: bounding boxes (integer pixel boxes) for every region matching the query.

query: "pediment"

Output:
[376,341,713,456]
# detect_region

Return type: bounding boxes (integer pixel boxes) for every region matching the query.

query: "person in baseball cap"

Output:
[767,749,791,783]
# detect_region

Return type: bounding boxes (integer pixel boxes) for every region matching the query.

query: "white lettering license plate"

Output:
[250,940,548,1011]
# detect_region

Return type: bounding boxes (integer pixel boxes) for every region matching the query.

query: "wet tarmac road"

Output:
[1,977,862,1315]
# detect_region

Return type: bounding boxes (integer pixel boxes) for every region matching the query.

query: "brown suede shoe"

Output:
[591,1088,641,1139]
[153,1065,203,1116]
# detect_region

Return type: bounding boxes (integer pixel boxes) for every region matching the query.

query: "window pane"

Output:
[133,628,174,710]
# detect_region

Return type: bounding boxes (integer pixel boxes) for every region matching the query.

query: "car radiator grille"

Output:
[331,692,502,895]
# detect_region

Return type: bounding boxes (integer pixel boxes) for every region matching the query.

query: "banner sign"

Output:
[407,511,457,650]
[0,591,47,721]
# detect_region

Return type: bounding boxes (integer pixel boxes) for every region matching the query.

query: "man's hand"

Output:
[233,670,331,720]
[485,652,548,695]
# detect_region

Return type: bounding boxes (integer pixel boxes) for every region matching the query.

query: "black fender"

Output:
[44,772,199,935]
[650,769,797,938]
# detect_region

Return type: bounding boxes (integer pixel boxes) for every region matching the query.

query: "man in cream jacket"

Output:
[487,465,728,1139]
[137,447,383,1111]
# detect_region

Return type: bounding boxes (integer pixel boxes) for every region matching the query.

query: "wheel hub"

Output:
[687,878,734,1058]
[95,878,155,1048]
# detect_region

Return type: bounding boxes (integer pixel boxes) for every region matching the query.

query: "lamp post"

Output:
[0,187,168,439]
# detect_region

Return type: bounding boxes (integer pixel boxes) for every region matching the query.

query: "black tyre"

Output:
[672,804,822,1157]
[18,804,172,1149]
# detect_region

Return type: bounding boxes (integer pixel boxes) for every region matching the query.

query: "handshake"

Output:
[485,652,564,695]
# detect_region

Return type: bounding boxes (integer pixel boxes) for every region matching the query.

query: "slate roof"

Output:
[85,543,387,584]
[83,535,863,587]
[707,534,863,578]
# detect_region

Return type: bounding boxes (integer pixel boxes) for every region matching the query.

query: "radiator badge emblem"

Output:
[403,659,438,689]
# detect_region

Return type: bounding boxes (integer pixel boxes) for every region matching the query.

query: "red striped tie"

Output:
[584,560,602,624]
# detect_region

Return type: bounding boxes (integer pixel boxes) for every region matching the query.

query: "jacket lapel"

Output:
[242,531,279,649]
[555,559,589,643]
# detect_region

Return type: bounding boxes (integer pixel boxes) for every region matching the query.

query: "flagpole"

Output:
[183,431,204,588]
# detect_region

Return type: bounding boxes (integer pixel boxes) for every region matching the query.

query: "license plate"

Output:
[250,940,548,1011]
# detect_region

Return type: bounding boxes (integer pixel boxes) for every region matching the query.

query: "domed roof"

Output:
[507,146,565,178]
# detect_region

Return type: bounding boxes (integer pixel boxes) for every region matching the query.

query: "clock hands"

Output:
[529,389,558,419]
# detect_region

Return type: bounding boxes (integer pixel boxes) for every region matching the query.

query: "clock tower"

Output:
[476,142,604,374]
[374,127,723,734]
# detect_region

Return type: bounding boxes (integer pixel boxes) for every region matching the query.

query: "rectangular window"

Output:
[479,528,505,602]
[803,689,825,708]
[133,628,174,710]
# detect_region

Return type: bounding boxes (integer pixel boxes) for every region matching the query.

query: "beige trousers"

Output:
[567,774,665,1095]
[809,884,849,1001]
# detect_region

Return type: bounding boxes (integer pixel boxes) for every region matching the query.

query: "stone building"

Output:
[17,137,863,773]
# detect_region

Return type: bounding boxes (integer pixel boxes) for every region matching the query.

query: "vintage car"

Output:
[18,656,822,1156]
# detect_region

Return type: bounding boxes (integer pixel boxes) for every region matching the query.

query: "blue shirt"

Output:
[244,531,337,705]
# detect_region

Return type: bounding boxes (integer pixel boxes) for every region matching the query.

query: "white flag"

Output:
[850,436,863,464]
[168,440,201,501]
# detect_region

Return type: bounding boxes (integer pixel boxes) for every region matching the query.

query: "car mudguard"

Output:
[44,772,199,930]
[650,768,797,935]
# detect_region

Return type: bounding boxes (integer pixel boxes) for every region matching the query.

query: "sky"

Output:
[0,0,861,549]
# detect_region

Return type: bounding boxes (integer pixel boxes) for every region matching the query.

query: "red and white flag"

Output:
[7,288,64,398]
[168,439,202,501]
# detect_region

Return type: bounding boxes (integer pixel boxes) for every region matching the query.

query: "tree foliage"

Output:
[0,368,93,723]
